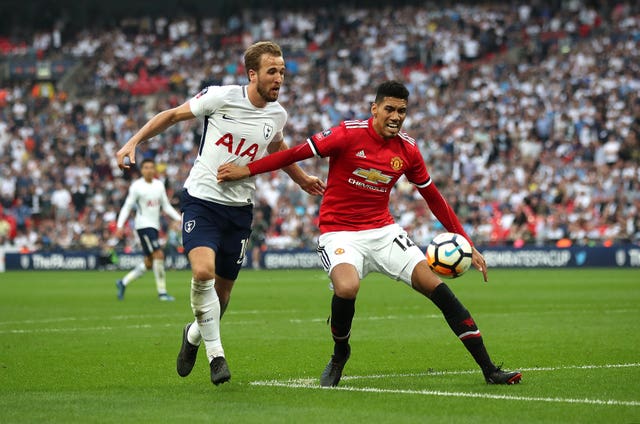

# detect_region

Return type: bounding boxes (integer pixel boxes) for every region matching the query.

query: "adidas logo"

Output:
[356,150,366,158]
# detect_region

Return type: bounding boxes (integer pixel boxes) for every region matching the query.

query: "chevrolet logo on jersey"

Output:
[352,168,393,184]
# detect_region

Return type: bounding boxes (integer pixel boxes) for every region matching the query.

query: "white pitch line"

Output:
[0,323,174,334]
[0,314,184,326]
[250,381,640,407]
[250,363,640,407]
[287,308,639,324]
[0,309,308,327]
[336,362,640,381]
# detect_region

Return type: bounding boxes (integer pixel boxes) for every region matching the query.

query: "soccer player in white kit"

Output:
[115,158,182,301]
[116,41,325,385]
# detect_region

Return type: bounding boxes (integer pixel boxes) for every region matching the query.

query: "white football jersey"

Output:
[117,178,182,230]
[184,85,287,206]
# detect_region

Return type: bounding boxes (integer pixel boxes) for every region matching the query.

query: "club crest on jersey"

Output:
[334,248,345,255]
[184,220,196,233]
[263,124,274,140]
[352,168,393,184]
[390,156,404,171]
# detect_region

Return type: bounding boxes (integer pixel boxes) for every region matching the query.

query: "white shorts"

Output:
[316,223,426,286]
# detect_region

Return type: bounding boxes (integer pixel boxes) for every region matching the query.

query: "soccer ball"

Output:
[426,232,473,278]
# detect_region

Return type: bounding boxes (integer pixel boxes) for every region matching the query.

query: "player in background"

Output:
[115,158,182,301]
[217,80,522,386]
[116,41,325,386]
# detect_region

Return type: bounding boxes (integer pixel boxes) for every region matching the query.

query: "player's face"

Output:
[254,54,285,103]
[140,162,156,181]
[371,97,408,139]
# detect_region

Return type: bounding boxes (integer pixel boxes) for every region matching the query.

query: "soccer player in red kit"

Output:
[217,80,522,387]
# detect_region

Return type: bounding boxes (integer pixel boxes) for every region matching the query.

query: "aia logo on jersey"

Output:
[390,156,404,171]
[184,220,196,233]
[314,129,332,141]
[215,133,259,161]
[263,124,273,140]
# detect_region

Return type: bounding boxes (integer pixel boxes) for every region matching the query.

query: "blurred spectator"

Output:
[50,181,73,222]
[0,205,18,246]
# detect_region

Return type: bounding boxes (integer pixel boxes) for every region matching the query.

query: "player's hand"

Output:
[471,246,488,282]
[116,143,137,170]
[298,175,326,196]
[217,163,251,182]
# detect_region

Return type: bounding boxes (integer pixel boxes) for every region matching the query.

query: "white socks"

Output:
[122,262,147,285]
[122,260,169,295]
[152,259,167,294]
[190,278,224,362]
[187,319,202,345]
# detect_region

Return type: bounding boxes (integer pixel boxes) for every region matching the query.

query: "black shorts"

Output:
[181,190,253,280]
[136,228,160,256]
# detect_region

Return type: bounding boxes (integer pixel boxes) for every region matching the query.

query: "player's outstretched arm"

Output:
[116,102,194,170]
[217,162,324,194]
[217,142,318,186]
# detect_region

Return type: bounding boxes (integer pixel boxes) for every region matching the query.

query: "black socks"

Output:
[329,294,355,359]
[429,283,496,375]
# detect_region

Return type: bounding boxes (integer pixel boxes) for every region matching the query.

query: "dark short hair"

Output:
[140,158,155,166]
[244,41,283,79]
[374,80,409,103]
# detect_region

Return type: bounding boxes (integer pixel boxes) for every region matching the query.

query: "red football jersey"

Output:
[308,118,431,233]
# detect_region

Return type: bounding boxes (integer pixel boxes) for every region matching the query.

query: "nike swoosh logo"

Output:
[444,246,461,257]
[222,114,235,121]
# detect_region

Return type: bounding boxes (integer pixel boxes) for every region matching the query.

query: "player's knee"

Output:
[191,266,215,282]
[411,262,442,296]
[333,282,359,299]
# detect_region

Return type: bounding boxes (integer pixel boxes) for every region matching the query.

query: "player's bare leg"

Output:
[214,277,235,318]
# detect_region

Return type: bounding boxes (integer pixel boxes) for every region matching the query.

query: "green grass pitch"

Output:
[1,268,639,423]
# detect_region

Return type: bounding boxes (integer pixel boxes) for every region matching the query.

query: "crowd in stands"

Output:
[0,1,639,258]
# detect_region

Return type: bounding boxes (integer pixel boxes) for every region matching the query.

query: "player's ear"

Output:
[248,69,257,83]
[371,102,377,116]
